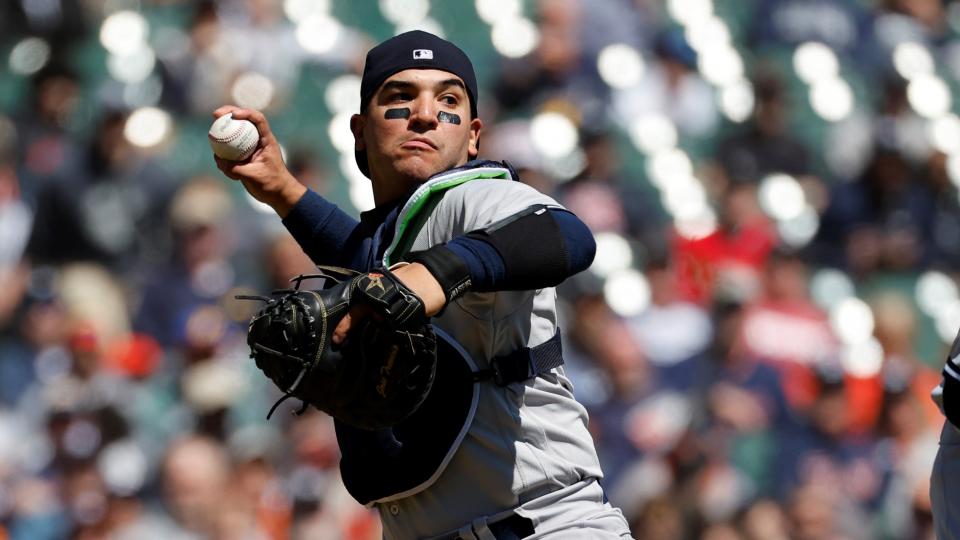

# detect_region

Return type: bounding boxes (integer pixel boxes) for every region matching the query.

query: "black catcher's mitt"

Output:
[239,266,437,430]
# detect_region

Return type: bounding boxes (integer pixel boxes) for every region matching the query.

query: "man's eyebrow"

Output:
[436,79,467,93]
[380,80,415,93]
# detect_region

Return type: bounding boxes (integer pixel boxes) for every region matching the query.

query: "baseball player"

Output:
[933,328,960,538]
[214,31,633,539]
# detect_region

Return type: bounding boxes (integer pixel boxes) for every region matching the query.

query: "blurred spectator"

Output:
[671,182,778,304]
[0,126,33,340]
[786,480,868,540]
[133,177,236,348]
[741,499,791,540]
[921,150,960,268]
[775,367,892,525]
[875,0,949,45]
[818,144,935,274]
[14,63,82,193]
[286,412,381,539]
[713,69,812,186]
[159,435,235,538]
[699,294,792,500]
[628,256,712,391]
[158,1,236,116]
[613,29,719,139]
[0,283,66,406]
[875,376,938,539]
[26,110,176,273]
[631,493,688,540]
[736,250,838,412]
[492,0,608,119]
[750,0,877,60]
[559,129,668,248]
[871,290,943,429]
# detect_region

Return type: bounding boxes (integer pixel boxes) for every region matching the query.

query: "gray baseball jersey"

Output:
[374,169,633,539]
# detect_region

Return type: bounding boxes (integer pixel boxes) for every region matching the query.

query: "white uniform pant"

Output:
[423,478,633,540]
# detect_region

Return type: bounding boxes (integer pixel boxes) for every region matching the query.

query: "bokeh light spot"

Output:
[123,107,172,148]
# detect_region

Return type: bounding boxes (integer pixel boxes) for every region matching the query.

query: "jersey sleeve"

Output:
[430,179,565,239]
[415,179,595,294]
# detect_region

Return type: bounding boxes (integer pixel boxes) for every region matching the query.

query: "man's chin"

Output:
[394,157,450,182]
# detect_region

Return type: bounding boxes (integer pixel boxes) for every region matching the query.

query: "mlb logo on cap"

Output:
[413,49,434,59]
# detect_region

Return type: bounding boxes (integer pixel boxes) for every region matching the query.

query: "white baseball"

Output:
[208,113,260,161]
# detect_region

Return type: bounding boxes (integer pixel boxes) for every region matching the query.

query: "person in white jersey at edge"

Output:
[933,326,960,539]
[212,30,634,540]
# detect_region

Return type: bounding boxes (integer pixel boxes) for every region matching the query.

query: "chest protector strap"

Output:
[472,329,563,386]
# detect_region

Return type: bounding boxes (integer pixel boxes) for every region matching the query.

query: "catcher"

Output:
[215,31,633,539]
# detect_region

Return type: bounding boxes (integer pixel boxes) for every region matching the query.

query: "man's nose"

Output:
[409,96,439,128]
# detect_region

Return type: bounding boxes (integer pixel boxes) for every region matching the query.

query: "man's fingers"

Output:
[213,155,242,180]
[212,105,241,119]
[332,305,374,345]
[333,312,353,345]
[214,155,261,179]
[224,108,275,142]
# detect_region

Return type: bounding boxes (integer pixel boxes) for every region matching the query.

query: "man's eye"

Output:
[440,95,458,106]
[390,93,411,102]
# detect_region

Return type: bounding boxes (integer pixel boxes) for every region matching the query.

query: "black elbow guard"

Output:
[467,204,569,290]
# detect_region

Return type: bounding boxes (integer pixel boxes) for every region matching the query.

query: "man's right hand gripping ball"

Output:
[244,267,438,430]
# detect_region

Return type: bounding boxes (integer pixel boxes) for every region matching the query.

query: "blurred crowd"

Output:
[2,0,960,539]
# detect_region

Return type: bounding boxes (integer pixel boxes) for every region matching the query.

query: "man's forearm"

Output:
[282,189,361,265]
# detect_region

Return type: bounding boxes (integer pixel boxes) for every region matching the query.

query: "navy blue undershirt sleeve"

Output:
[444,235,504,289]
[444,208,595,291]
[281,189,360,266]
[551,208,597,275]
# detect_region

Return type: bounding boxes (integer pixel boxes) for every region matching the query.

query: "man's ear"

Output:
[350,114,366,151]
[468,117,483,158]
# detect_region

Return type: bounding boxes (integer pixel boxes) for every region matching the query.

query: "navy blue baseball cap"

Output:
[356,30,479,177]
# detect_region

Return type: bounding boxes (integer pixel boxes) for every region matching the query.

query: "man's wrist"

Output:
[407,245,472,306]
[272,178,308,218]
[391,263,446,317]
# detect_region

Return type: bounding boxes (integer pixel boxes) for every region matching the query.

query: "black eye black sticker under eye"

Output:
[437,111,461,125]
[384,108,411,119]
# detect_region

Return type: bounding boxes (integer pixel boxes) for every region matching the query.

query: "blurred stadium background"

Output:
[1,0,959,538]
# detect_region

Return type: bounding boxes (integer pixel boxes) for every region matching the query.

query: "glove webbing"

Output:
[472,329,563,386]
[261,292,319,420]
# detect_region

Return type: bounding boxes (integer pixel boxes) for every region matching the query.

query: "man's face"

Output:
[352,69,482,184]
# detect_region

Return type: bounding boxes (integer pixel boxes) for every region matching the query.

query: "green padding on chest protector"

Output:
[383,166,511,265]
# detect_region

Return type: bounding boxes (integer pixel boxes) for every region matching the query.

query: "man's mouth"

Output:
[401,137,437,150]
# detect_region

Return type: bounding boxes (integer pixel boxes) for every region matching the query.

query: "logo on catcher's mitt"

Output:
[364,273,386,294]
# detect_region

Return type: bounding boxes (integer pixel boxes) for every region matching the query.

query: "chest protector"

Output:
[336,161,564,505]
